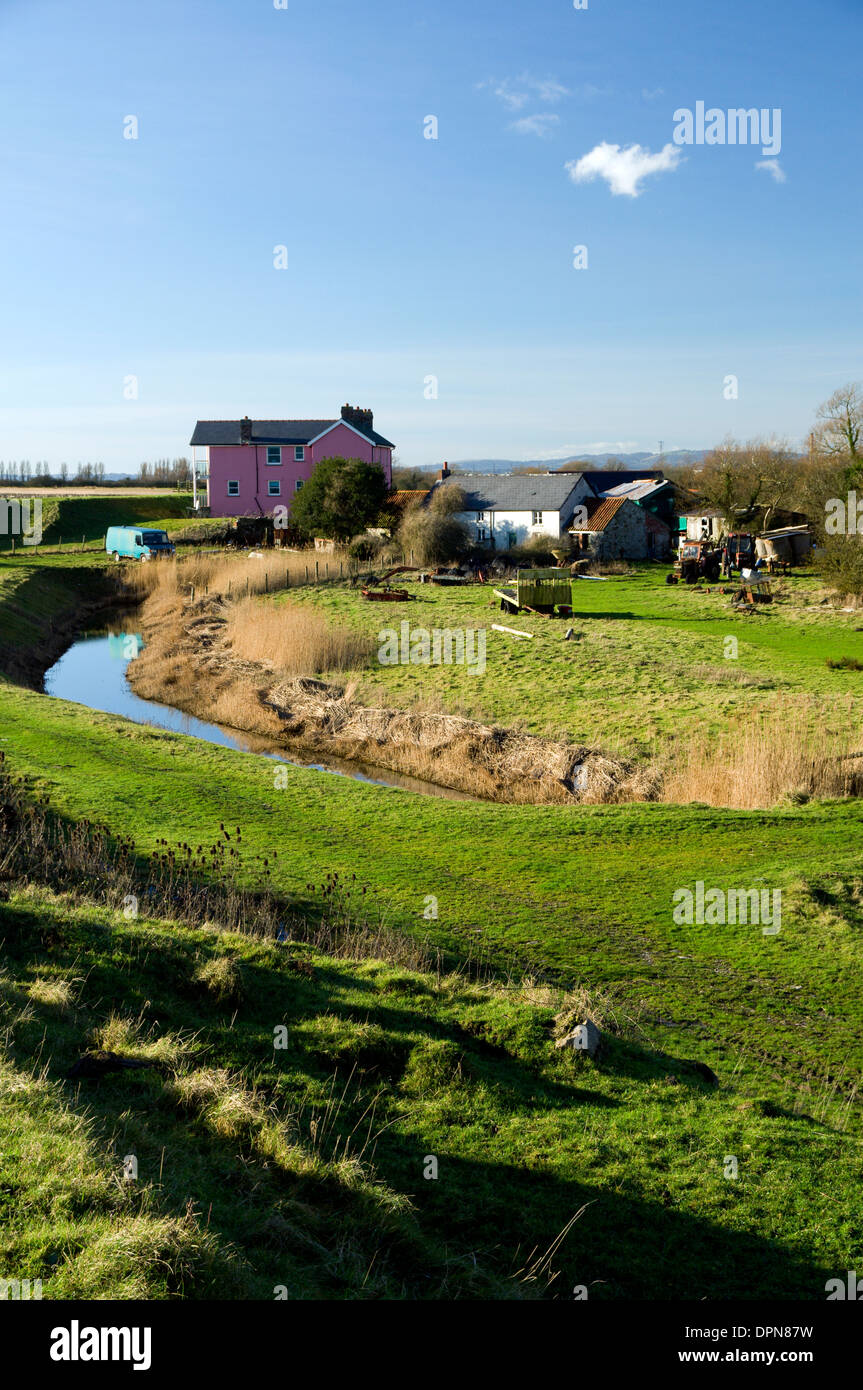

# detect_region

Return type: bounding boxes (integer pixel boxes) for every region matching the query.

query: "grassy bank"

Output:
[0,494,195,550]
[1,874,859,1300]
[0,553,861,1298]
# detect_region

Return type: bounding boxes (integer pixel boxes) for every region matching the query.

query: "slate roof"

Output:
[434,473,591,515]
[190,419,395,448]
[568,496,632,532]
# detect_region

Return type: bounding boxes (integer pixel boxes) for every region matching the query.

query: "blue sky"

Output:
[0,0,860,470]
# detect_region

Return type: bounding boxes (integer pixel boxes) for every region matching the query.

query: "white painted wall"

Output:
[457,508,562,544]
[684,515,724,540]
[456,479,594,546]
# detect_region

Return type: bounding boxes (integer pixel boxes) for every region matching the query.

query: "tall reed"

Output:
[661,701,863,808]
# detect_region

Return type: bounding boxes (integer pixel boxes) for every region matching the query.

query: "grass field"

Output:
[275,566,863,750]
[0,552,861,1299]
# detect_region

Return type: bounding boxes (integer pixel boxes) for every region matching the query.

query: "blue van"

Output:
[105,525,176,562]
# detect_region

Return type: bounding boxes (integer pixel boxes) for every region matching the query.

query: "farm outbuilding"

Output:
[568,496,648,559]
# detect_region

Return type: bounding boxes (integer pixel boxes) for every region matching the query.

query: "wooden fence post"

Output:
[315,560,319,582]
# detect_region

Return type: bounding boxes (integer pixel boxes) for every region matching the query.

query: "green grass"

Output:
[1,883,859,1300]
[0,553,861,1299]
[0,493,195,550]
[275,566,863,747]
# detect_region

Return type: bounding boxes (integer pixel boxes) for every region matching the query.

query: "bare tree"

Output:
[691,437,797,529]
[813,383,863,464]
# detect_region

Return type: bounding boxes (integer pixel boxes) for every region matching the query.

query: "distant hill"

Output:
[419,450,709,474]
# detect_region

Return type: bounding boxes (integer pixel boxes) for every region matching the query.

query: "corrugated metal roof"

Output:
[387,490,428,509]
[569,496,631,532]
[600,478,671,501]
[581,469,664,491]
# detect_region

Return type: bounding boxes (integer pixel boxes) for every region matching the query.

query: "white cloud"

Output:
[755,158,786,184]
[509,113,560,137]
[641,87,665,102]
[532,77,569,104]
[565,141,683,197]
[479,74,569,111]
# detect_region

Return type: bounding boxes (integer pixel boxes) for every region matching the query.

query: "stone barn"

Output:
[568,496,648,560]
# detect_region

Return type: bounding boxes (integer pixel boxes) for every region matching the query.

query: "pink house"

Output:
[189,405,394,518]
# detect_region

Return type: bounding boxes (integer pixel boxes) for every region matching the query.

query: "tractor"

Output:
[722,532,757,576]
[667,539,722,584]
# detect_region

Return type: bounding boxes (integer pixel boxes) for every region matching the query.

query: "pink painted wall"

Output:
[206,423,392,518]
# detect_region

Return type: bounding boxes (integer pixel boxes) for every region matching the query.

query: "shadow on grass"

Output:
[0,893,839,1301]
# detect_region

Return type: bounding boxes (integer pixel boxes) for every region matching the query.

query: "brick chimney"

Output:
[240,416,252,444]
[439,462,450,481]
[341,403,374,435]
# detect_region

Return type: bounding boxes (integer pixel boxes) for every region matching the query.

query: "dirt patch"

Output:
[126,592,657,805]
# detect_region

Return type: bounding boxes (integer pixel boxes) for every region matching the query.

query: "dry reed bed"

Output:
[129,548,357,605]
[661,702,863,808]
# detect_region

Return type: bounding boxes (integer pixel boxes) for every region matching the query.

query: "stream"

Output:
[43,622,476,800]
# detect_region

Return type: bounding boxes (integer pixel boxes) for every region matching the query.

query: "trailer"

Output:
[493,567,572,616]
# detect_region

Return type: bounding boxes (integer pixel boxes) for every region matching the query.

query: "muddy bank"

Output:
[127,590,657,805]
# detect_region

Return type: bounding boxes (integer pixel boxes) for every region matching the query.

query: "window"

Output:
[266,446,282,465]
[294,446,305,462]
[531,511,543,526]
[476,527,488,542]
[476,510,486,522]
[227,481,240,496]
[268,480,281,496]
[295,479,304,491]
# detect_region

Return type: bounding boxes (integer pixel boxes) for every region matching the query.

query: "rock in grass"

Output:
[556,1019,601,1056]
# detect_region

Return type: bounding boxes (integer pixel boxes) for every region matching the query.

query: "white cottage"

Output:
[431,473,595,547]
